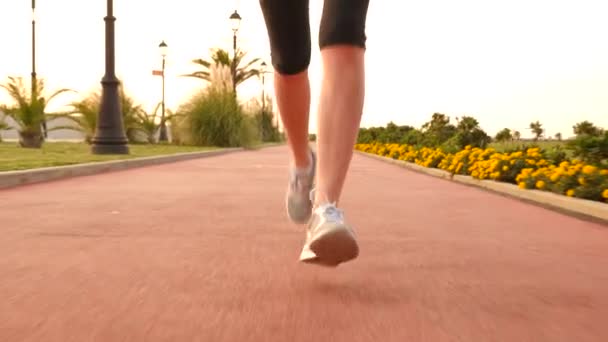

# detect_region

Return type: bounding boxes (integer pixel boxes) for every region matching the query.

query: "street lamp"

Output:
[259,61,277,129]
[229,10,241,95]
[91,0,129,154]
[31,1,36,93]
[158,40,168,142]
[31,1,46,138]
[260,61,266,112]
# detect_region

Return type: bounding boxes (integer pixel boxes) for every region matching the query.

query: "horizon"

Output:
[1,0,607,139]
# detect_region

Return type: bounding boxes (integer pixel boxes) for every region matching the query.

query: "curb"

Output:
[355,151,608,225]
[0,147,246,190]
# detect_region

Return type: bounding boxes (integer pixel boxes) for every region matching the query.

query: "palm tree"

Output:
[0,76,73,148]
[133,102,176,144]
[555,132,562,141]
[60,83,149,144]
[529,121,544,141]
[513,130,521,141]
[0,112,12,142]
[61,93,100,144]
[183,48,262,96]
[118,86,147,142]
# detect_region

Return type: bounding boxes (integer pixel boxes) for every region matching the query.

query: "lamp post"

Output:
[259,61,277,129]
[31,1,36,89]
[91,0,129,154]
[158,40,168,142]
[229,10,241,95]
[260,61,266,112]
[31,1,47,138]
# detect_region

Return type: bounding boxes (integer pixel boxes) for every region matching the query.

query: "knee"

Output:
[319,22,367,51]
[271,49,311,75]
[259,0,312,75]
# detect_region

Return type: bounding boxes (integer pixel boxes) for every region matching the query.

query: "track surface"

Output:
[1,146,607,341]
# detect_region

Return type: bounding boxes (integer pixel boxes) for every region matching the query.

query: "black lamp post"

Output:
[229,10,241,95]
[31,1,36,89]
[91,0,129,154]
[31,1,47,139]
[158,40,168,142]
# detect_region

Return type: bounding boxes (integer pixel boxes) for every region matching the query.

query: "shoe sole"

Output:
[307,225,359,266]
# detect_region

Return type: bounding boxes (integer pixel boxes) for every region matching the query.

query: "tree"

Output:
[453,115,491,148]
[357,123,416,144]
[62,93,100,144]
[0,76,73,148]
[567,130,608,167]
[421,113,456,147]
[529,121,544,141]
[184,48,262,97]
[573,120,603,137]
[495,128,512,142]
[0,112,11,142]
[61,83,153,144]
[555,132,562,141]
[513,130,521,140]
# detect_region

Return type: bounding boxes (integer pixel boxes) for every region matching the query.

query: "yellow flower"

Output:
[536,180,545,189]
[518,182,527,189]
[603,189,608,199]
[550,173,560,182]
[566,189,575,197]
[582,165,597,175]
[502,165,509,172]
[456,162,463,174]
[600,170,608,176]
[578,177,586,185]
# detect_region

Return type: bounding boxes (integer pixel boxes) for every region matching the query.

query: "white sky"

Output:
[1,0,607,138]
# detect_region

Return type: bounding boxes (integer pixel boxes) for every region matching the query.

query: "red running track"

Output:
[1,145,607,341]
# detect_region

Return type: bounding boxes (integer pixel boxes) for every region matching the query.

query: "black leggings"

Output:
[259,0,370,75]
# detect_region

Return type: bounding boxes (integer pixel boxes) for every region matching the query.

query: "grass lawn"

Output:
[489,140,566,152]
[0,142,220,172]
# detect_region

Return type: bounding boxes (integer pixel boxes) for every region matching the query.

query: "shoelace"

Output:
[310,188,344,223]
[317,203,344,223]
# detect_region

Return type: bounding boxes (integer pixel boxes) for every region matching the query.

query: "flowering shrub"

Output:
[355,142,608,203]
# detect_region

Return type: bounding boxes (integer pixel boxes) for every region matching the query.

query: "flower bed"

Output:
[355,142,608,203]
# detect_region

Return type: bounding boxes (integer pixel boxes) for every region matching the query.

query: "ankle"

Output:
[310,188,338,207]
[293,149,312,171]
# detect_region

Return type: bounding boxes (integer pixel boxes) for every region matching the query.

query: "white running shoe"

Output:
[299,200,359,267]
[286,149,316,224]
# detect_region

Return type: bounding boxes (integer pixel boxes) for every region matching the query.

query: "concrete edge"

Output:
[0,147,250,190]
[355,150,608,225]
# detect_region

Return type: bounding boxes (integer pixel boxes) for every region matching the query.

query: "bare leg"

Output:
[274,70,311,169]
[314,45,365,206]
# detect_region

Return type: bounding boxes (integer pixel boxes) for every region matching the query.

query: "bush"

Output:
[355,142,608,203]
[567,132,608,167]
[239,115,261,149]
[252,108,280,143]
[175,87,248,147]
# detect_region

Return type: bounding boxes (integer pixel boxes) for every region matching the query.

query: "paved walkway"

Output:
[1,145,608,342]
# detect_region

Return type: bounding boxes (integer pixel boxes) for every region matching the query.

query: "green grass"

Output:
[0,142,220,171]
[489,140,566,152]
